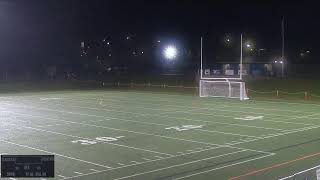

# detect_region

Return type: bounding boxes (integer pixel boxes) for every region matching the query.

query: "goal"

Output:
[199,34,249,100]
[199,80,249,100]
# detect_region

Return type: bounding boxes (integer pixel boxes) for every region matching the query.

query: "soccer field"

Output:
[1,89,320,180]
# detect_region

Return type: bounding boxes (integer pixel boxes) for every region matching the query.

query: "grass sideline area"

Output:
[0,79,320,179]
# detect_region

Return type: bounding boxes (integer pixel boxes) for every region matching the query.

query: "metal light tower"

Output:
[281,17,285,78]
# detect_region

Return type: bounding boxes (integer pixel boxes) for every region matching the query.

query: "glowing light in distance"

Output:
[164,46,177,60]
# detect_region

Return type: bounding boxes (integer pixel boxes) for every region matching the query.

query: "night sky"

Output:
[0,0,319,65]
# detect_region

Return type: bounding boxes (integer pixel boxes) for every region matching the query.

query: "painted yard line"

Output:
[197,129,257,138]
[295,113,320,119]
[227,123,320,146]
[8,110,272,155]
[73,171,83,175]
[230,151,320,180]
[43,96,307,122]
[90,169,100,172]
[24,99,317,150]
[60,147,226,180]
[67,92,318,116]
[34,123,72,128]
[47,97,315,128]
[58,175,67,178]
[12,95,313,126]
[278,164,320,180]
[117,163,125,166]
[3,103,273,142]
[154,156,164,159]
[66,103,289,131]
[3,121,173,157]
[0,139,112,169]
[114,150,248,180]
[173,153,275,180]
[8,101,291,132]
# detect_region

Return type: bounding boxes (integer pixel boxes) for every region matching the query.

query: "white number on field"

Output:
[71,136,124,145]
[234,116,264,121]
[165,125,203,131]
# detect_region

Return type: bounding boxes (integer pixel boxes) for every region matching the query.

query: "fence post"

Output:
[276,90,279,98]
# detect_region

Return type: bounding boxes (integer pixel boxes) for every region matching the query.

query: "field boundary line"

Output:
[278,164,320,180]
[173,153,275,180]
[229,151,320,180]
[113,150,248,180]
[58,145,228,180]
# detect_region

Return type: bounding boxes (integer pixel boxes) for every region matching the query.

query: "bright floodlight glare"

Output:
[164,46,177,60]
[280,60,283,64]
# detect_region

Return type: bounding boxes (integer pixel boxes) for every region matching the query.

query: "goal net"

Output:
[199,80,249,100]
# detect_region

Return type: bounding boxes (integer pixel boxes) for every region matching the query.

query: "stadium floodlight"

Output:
[164,45,177,60]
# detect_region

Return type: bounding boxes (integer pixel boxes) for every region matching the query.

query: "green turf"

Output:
[1,89,320,180]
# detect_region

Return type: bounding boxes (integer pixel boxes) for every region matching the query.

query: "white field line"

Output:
[58,175,67,178]
[66,92,319,117]
[227,123,320,146]
[2,121,173,157]
[0,139,112,169]
[90,169,100,172]
[42,96,305,121]
[1,124,237,180]
[59,147,228,179]
[9,94,317,124]
[66,103,290,131]
[73,171,83,175]
[173,153,275,180]
[7,110,272,155]
[85,97,320,124]
[278,164,320,180]
[8,102,319,149]
[113,150,249,180]
[29,95,317,127]
[34,123,71,128]
[5,101,292,132]
[62,150,248,180]
[1,103,282,136]
[6,89,320,110]
[295,113,320,119]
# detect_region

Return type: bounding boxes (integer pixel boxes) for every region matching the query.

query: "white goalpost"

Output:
[199,80,249,100]
[199,34,249,100]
